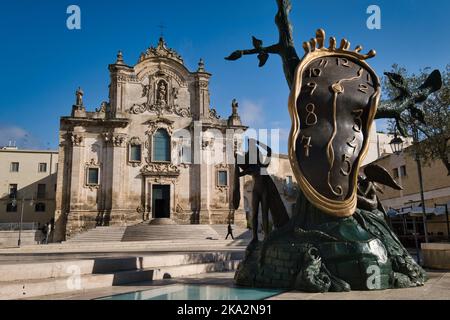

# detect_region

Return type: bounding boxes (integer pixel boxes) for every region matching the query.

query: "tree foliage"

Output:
[383,64,450,175]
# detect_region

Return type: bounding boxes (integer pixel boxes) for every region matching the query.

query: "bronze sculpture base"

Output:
[235,194,427,292]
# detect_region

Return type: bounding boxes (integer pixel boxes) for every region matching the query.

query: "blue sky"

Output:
[0,0,449,152]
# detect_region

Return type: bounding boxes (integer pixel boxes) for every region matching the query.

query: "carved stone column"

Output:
[53,133,71,242]
[109,133,132,225]
[198,134,214,224]
[65,132,85,238]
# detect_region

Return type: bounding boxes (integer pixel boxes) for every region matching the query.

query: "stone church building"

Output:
[54,38,247,241]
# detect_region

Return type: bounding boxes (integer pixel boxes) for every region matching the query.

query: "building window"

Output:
[37,184,46,199]
[153,129,171,162]
[87,168,100,186]
[218,171,228,187]
[6,203,17,213]
[181,145,191,164]
[35,203,46,213]
[400,165,407,177]
[286,176,293,186]
[130,144,142,162]
[285,176,293,193]
[38,163,47,173]
[8,184,18,199]
[393,168,399,179]
[178,137,192,164]
[10,162,19,172]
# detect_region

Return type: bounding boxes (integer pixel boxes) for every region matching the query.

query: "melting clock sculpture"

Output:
[229,28,428,292]
[288,29,380,218]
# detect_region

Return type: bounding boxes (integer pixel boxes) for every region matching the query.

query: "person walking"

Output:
[225,223,234,240]
[44,222,51,244]
[41,223,48,245]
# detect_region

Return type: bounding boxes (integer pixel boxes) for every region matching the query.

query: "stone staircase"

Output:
[0,251,243,300]
[66,224,251,243]
[210,225,252,240]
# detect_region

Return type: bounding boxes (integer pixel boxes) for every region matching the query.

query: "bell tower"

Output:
[193,59,212,120]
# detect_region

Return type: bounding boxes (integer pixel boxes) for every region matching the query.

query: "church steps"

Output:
[65,224,249,243]
[0,252,243,282]
[0,239,249,254]
[0,252,243,300]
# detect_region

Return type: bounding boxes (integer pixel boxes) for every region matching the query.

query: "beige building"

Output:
[54,38,247,241]
[362,125,413,166]
[369,146,450,238]
[0,147,58,226]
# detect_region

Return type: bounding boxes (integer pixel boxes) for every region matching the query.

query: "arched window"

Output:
[153,129,171,162]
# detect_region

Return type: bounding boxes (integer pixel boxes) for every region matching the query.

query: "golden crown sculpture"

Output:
[302,29,377,60]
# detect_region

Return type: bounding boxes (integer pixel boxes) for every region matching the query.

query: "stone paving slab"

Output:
[28,270,450,300]
[268,271,450,300]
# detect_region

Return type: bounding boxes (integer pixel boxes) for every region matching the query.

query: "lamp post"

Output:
[390,130,429,243]
[402,204,421,265]
[11,196,34,247]
[412,126,429,244]
[389,132,404,155]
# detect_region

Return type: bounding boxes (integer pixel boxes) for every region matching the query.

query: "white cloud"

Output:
[0,124,43,149]
[268,123,290,155]
[237,102,291,154]
[239,99,265,128]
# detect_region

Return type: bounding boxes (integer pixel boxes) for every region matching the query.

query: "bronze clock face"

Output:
[289,54,380,217]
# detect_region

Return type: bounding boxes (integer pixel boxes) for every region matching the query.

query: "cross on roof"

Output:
[158,23,166,38]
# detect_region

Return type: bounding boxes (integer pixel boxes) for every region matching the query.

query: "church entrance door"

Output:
[152,185,170,219]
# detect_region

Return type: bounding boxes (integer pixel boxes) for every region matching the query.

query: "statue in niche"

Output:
[157,80,168,105]
[172,87,179,100]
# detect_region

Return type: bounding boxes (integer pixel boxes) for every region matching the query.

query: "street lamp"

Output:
[389,128,429,244]
[389,133,404,155]
[411,125,429,244]
[11,196,34,247]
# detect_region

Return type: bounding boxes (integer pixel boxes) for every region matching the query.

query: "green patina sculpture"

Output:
[234,139,290,243]
[226,0,440,292]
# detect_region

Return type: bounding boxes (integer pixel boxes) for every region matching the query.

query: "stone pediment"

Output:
[141,163,181,177]
[139,37,184,65]
[143,118,174,135]
[130,65,191,117]
[130,101,191,117]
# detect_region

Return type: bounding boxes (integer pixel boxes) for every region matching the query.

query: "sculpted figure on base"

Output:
[234,139,290,243]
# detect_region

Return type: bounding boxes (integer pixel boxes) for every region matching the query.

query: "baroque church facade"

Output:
[54,38,247,241]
